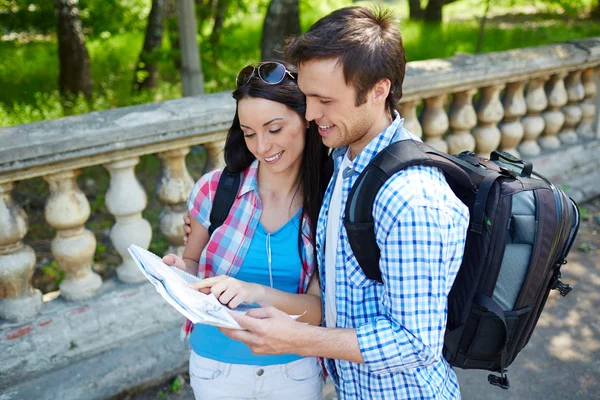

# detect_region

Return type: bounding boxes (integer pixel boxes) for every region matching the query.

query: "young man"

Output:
[201,7,468,399]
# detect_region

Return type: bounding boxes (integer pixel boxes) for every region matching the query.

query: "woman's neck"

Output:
[256,162,302,204]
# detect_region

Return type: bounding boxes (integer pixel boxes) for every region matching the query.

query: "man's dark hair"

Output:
[285,6,406,116]
[224,61,329,249]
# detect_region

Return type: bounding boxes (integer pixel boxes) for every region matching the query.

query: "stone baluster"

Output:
[577,68,597,139]
[104,157,152,283]
[399,100,422,138]
[540,73,567,150]
[44,171,101,301]
[203,138,227,173]
[559,70,584,144]
[447,90,477,154]
[518,77,548,157]
[157,148,195,256]
[473,85,505,158]
[421,94,449,153]
[498,81,526,158]
[0,183,42,322]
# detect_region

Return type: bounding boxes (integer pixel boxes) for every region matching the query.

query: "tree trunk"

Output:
[165,0,182,71]
[591,0,600,19]
[409,0,424,20]
[424,0,444,22]
[260,0,301,62]
[133,0,166,92]
[209,0,229,45]
[54,0,92,106]
[178,0,204,96]
[476,0,491,53]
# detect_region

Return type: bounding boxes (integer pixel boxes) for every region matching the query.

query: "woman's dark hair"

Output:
[224,61,329,256]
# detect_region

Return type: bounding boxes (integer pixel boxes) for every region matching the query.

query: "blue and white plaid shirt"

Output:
[316,114,469,399]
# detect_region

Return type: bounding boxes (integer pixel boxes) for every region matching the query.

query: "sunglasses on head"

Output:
[236,62,295,87]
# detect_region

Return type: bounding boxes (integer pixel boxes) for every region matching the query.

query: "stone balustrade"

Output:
[1,38,600,399]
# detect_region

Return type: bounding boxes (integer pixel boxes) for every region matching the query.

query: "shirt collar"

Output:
[331,111,417,176]
[238,158,259,197]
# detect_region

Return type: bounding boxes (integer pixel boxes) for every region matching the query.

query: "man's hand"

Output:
[189,275,263,308]
[183,212,192,244]
[219,307,308,356]
[163,253,186,271]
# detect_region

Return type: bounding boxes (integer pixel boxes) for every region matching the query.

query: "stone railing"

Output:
[1,38,599,399]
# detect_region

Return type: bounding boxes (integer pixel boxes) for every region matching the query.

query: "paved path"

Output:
[124,210,600,400]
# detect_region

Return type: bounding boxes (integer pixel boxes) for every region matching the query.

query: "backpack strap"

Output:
[208,168,241,236]
[343,140,477,283]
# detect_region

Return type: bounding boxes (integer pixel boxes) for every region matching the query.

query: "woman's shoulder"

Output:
[190,168,226,201]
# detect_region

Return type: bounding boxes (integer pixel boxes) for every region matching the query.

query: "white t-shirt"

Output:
[325,151,352,329]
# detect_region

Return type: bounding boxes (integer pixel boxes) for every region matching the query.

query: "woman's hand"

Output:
[189,276,264,309]
[163,253,186,270]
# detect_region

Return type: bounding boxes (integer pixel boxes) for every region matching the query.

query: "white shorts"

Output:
[189,351,324,400]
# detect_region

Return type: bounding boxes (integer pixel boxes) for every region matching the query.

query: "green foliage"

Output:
[41,261,66,286]
[2,0,600,127]
[0,0,151,36]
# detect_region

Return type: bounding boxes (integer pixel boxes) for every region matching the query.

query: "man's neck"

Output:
[348,111,393,160]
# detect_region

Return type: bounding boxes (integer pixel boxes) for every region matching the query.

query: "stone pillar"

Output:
[559,70,584,144]
[157,148,195,256]
[499,82,526,158]
[44,171,101,301]
[0,183,42,322]
[104,157,152,283]
[519,78,548,158]
[399,100,422,138]
[577,68,597,139]
[473,85,505,158]
[203,138,227,173]
[421,94,449,153]
[447,90,477,155]
[540,73,567,150]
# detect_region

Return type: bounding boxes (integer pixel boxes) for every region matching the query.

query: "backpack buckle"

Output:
[556,281,573,297]
[550,272,573,297]
[488,371,510,390]
[499,167,517,179]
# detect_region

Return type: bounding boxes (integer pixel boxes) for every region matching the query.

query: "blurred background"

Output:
[1,0,599,128]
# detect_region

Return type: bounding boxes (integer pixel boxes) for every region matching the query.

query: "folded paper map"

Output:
[128,244,253,329]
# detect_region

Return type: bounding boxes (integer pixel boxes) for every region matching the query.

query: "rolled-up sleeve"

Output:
[356,200,467,374]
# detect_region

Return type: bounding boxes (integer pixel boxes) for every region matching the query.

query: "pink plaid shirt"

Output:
[181,159,317,338]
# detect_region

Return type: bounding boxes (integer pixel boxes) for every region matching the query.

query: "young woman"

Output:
[163,61,329,400]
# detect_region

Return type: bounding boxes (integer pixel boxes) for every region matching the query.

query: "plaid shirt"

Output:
[182,159,316,338]
[317,114,469,399]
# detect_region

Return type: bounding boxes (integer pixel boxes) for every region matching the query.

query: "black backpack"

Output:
[344,139,580,389]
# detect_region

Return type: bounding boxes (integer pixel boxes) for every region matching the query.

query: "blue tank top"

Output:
[190,209,304,365]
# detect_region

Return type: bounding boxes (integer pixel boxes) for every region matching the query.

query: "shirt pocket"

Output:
[345,253,378,288]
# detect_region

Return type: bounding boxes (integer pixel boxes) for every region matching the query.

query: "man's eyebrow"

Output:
[306,93,333,100]
[240,118,284,129]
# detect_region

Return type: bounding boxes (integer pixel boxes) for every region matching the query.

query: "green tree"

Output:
[54,0,93,108]
[133,0,166,92]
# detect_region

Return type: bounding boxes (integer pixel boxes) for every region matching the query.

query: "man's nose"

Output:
[305,98,322,122]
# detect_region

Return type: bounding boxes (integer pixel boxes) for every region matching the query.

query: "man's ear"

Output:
[371,78,391,105]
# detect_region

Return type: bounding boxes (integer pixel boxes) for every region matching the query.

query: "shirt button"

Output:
[256,368,264,376]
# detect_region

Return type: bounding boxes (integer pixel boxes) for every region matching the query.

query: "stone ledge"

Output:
[529,139,600,203]
[0,327,189,400]
[0,278,184,390]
